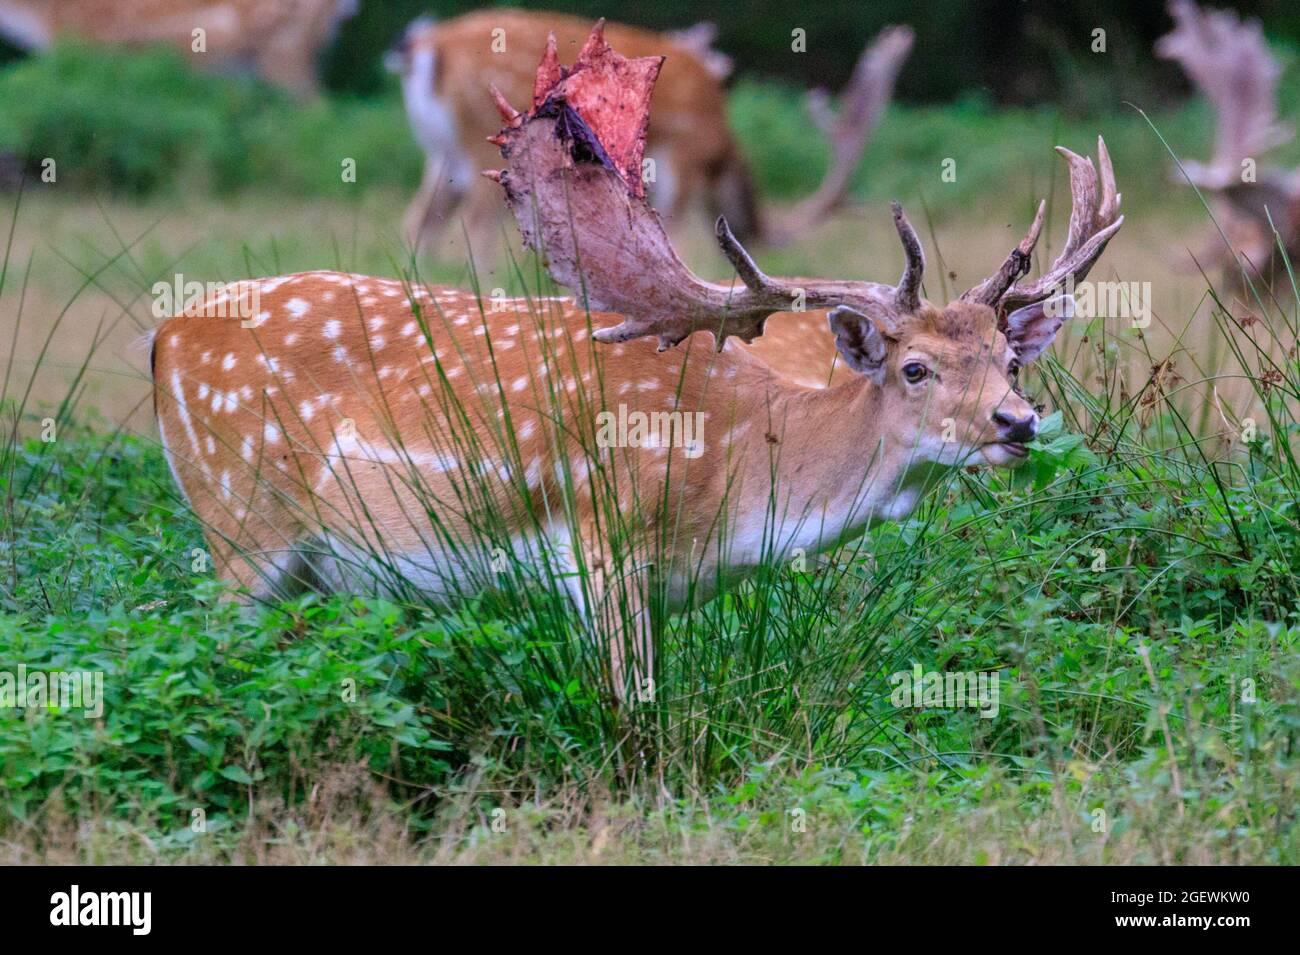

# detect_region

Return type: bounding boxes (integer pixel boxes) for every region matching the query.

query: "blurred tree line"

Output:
[319,0,1300,107]
[0,0,1296,108]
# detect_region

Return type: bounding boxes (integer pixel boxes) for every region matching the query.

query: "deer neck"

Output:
[739,376,947,555]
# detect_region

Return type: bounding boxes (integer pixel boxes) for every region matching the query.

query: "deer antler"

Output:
[665,21,733,81]
[764,25,914,245]
[1156,0,1292,189]
[962,138,1123,313]
[487,20,915,350]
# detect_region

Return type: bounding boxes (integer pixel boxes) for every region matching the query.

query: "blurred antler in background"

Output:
[664,21,733,81]
[1156,0,1300,284]
[394,11,912,259]
[763,24,915,246]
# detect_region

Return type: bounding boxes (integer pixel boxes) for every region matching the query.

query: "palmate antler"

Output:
[486,21,1120,350]
[1156,0,1300,271]
[1156,0,1292,190]
[763,25,915,245]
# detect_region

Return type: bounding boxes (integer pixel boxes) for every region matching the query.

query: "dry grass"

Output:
[2,182,1283,449]
[4,763,1274,865]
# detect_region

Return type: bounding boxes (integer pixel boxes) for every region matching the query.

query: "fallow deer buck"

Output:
[152,23,1121,698]
[388,10,912,257]
[1156,0,1298,290]
[0,0,356,96]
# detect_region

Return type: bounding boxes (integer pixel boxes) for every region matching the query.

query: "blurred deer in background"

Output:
[1157,0,1299,293]
[387,9,913,259]
[0,0,356,96]
[152,22,1120,698]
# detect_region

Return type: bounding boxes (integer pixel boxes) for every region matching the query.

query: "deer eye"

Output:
[901,361,929,383]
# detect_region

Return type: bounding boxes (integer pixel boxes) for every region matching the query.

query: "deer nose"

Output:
[991,409,1038,443]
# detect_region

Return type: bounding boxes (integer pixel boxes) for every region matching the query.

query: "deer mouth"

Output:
[982,441,1030,466]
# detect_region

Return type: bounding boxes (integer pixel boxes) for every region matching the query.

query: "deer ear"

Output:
[1004,293,1076,364]
[828,305,890,385]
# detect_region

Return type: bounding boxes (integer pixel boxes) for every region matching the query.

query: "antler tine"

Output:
[666,21,732,81]
[764,25,914,245]
[805,88,836,140]
[961,200,1045,307]
[715,216,773,292]
[963,138,1123,312]
[1156,0,1292,188]
[891,201,924,312]
[1096,136,1119,224]
[578,17,608,59]
[532,33,561,108]
[489,84,521,126]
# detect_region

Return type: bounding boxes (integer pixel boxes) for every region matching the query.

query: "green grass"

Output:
[0,43,423,198]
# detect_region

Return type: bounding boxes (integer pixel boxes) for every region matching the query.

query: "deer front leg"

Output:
[558,526,655,703]
[592,563,655,704]
[402,157,470,254]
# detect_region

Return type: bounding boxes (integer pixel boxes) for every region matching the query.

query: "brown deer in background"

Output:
[1157,0,1299,292]
[0,0,356,96]
[387,9,913,259]
[151,23,1121,697]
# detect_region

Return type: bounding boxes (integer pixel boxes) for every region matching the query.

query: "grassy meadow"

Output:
[0,44,1297,864]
